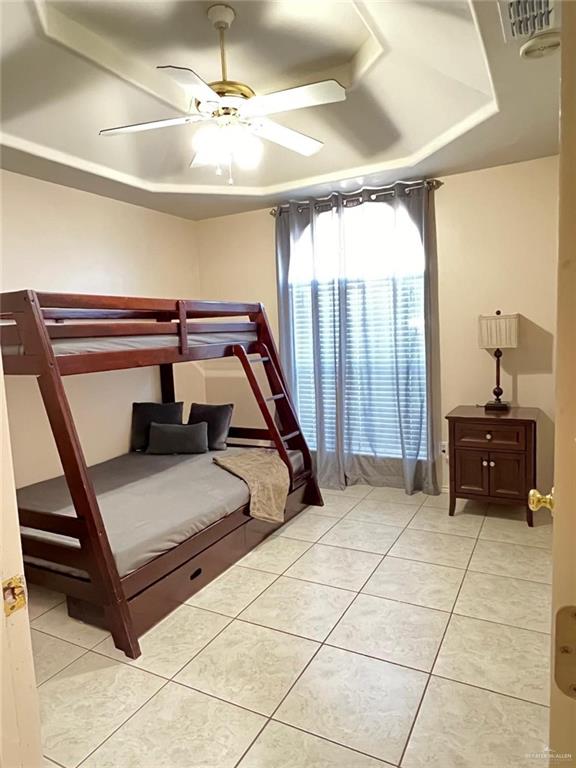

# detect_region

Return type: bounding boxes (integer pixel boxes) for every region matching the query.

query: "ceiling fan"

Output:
[100,3,346,182]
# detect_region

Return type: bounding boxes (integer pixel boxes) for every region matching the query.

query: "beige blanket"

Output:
[213,449,289,523]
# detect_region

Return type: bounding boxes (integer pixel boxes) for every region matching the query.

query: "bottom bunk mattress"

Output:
[18,448,304,578]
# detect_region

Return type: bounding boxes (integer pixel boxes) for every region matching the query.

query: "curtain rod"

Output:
[269,179,442,217]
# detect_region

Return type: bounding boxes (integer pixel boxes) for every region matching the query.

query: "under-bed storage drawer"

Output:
[454,422,526,451]
[127,517,277,636]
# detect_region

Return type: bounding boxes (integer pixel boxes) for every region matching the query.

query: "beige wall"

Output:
[196,155,558,489]
[436,156,558,489]
[0,170,204,486]
[196,208,277,429]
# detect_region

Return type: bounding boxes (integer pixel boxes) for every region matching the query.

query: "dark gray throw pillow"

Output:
[130,401,183,452]
[146,422,208,455]
[188,402,233,451]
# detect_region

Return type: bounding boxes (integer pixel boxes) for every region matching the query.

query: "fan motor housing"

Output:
[208,80,255,99]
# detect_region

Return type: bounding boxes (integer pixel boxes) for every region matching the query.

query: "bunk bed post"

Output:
[250,303,323,507]
[16,291,140,658]
[159,363,176,403]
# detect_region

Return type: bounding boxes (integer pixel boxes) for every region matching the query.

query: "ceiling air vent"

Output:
[501,0,554,39]
[498,0,561,58]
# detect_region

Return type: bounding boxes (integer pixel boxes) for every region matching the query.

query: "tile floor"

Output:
[29,488,553,767]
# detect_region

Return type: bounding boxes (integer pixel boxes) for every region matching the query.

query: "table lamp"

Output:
[478,310,519,412]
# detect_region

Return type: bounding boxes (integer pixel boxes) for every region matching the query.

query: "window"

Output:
[288,201,427,460]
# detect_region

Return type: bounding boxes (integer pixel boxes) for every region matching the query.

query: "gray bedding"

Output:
[6,330,257,356]
[19,448,304,578]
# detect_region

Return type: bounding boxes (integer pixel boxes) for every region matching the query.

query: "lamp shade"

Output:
[478,313,519,349]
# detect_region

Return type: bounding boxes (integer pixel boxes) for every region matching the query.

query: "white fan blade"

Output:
[242,80,345,117]
[252,119,323,156]
[100,115,204,136]
[157,65,220,103]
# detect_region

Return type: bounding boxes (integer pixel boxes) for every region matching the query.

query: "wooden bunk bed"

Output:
[1,289,322,658]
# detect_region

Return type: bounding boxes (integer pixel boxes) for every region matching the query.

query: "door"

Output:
[0,361,42,767]
[489,451,526,501]
[454,450,489,495]
[548,4,576,758]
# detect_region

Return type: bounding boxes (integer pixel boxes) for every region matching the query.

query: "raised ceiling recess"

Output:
[0,1,560,218]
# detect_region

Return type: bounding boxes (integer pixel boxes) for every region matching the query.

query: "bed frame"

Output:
[1,289,322,658]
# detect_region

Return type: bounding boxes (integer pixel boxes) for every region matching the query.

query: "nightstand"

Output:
[445,406,541,527]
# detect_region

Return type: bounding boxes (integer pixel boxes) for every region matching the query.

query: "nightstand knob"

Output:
[489,461,495,468]
[482,460,488,467]
[485,433,493,440]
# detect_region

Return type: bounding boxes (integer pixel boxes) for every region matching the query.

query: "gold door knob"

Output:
[528,487,555,513]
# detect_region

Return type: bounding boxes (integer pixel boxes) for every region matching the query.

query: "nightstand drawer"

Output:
[454,422,526,451]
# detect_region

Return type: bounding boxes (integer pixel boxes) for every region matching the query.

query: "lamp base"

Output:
[484,400,511,413]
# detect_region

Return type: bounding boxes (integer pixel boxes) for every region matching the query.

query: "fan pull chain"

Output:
[228,157,234,185]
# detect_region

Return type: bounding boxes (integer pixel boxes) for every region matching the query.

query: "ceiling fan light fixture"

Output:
[100,2,344,176]
[192,122,263,175]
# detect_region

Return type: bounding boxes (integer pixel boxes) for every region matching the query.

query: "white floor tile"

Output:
[408,507,485,538]
[363,557,465,612]
[402,676,549,768]
[321,485,372,500]
[32,603,109,649]
[423,493,487,514]
[284,544,382,591]
[346,499,418,528]
[239,576,355,641]
[307,496,360,518]
[480,510,552,549]
[176,620,318,715]
[239,721,389,767]
[434,615,550,705]
[185,566,277,616]
[328,594,449,672]
[39,652,164,768]
[276,510,338,542]
[27,584,65,621]
[389,529,475,569]
[366,487,426,506]
[276,645,427,765]
[468,540,552,584]
[31,630,86,686]
[454,571,552,633]
[319,519,403,555]
[82,682,265,768]
[239,537,312,574]
[93,604,229,678]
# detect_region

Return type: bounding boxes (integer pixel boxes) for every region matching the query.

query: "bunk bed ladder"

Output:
[232,342,314,492]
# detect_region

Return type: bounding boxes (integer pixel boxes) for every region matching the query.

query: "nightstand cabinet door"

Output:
[489,451,526,501]
[454,449,489,496]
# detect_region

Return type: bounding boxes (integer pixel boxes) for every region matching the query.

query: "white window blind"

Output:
[288,201,427,460]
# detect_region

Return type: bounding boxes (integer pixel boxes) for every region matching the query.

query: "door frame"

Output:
[549,1,576,758]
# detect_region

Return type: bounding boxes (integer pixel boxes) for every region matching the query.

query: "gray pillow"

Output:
[146,422,208,455]
[188,402,233,451]
[130,401,183,452]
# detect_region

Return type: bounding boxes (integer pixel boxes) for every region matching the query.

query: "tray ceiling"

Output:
[0,0,560,219]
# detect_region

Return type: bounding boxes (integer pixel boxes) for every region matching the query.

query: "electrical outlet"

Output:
[440,441,448,458]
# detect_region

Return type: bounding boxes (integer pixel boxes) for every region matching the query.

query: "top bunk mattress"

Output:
[5,330,257,357]
[18,448,304,578]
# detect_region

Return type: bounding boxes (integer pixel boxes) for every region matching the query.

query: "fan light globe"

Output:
[233,129,263,169]
[192,122,263,171]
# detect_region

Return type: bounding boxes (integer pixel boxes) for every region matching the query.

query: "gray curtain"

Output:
[276,182,441,494]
